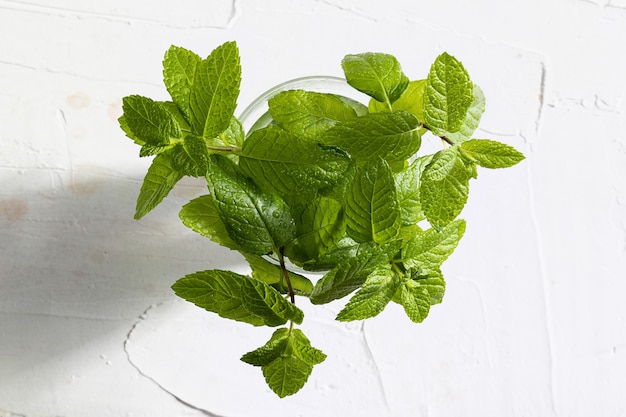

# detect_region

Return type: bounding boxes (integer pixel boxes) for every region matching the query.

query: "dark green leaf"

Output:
[122,95,181,145]
[310,239,401,304]
[284,196,346,265]
[206,155,296,255]
[183,134,209,173]
[172,270,303,327]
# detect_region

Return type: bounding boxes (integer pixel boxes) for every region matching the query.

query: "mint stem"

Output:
[421,123,455,146]
[278,247,296,305]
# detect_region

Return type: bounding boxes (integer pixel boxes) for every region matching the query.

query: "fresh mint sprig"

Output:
[118,41,525,397]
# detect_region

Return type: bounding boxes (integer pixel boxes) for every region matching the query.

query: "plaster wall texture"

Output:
[1,0,625,416]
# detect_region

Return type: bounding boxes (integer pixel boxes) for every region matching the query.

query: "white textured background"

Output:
[1,1,625,416]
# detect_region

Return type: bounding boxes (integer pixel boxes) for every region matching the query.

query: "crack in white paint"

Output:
[360,321,390,410]
[525,164,559,416]
[0,0,240,29]
[124,303,228,417]
[0,59,162,87]
[314,0,378,22]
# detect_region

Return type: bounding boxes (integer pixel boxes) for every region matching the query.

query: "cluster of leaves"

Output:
[119,41,524,397]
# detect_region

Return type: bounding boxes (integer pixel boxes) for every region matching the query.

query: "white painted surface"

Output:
[1,0,625,416]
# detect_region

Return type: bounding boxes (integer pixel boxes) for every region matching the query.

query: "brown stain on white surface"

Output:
[0,199,28,221]
[65,92,91,109]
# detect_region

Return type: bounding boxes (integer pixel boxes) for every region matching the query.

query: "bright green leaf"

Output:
[172,270,303,327]
[163,45,202,121]
[369,79,427,123]
[188,41,241,139]
[179,195,240,250]
[241,328,326,398]
[393,268,446,323]
[402,219,466,272]
[322,111,421,163]
[423,52,473,135]
[244,254,314,296]
[268,90,360,140]
[134,152,183,219]
[460,139,525,169]
[342,52,409,107]
[345,158,401,244]
[445,84,485,143]
[394,155,432,225]
[336,267,401,321]
[420,147,472,228]
[239,125,351,196]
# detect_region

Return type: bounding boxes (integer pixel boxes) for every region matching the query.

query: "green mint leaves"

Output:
[119,41,525,398]
[423,52,474,136]
[172,269,303,327]
[241,328,326,398]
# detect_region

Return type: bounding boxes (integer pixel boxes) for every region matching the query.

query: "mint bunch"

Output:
[119,41,524,397]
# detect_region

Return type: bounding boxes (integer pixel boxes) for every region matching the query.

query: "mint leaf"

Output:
[336,267,401,321]
[460,139,525,168]
[122,95,181,145]
[345,158,401,244]
[209,116,244,149]
[342,52,409,107]
[163,45,202,121]
[239,125,351,196]
[302,237,376,272]
[284,196,346,265]
[268,90,360,140]
[172,270,303,327]
[135,153,183,219]
[423,52,473,135]
[244,254,314,296]
[206,155,296,254]
[394,155,432,225]
[310,239,401,304]
[322,111,421,163]
[393,268,446,323]
[183,134,209,173]
[179,195,240,250]
[445,84,485,143]
[188,41,241,139]
[402,219,466,272]
[420,147,471,228]
[241,328,326,398]
[369,79,427,122]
